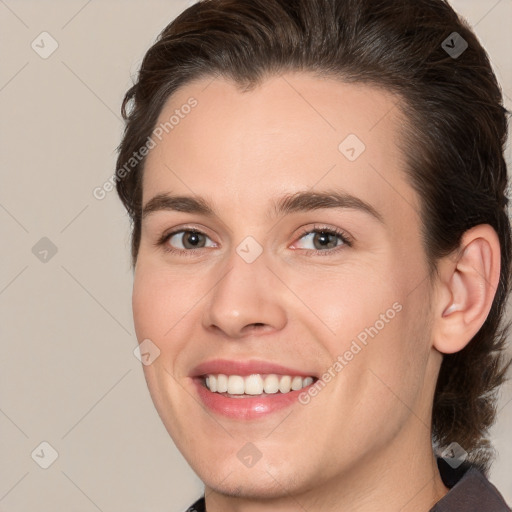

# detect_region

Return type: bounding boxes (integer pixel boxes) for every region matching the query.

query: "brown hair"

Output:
[116,0,511,472]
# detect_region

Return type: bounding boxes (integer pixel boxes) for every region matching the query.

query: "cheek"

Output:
[285,264,401,348]
[132,265,199,342]
[305,266,428,396]
[132,272,166,341]
[347,289,433,421]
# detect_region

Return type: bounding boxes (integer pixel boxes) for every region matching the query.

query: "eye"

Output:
[157,228,216,255]
[156,224,352,257]
[292,225,352,255]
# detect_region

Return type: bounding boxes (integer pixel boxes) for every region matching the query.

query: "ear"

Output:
[432,224,501,354]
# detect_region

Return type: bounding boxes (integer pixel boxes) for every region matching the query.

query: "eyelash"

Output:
[155,224,353,258]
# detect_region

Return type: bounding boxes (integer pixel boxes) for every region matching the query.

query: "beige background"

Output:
[1,1,511,510]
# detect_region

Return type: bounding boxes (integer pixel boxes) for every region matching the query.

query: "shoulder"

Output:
[185,496,205,512]
[431,458,511,512]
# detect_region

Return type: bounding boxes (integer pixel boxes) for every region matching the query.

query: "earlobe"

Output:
[432,225,500,355]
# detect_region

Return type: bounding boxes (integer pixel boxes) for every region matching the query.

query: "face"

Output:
[133,73,440,500]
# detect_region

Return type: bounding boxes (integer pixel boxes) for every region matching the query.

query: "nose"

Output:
[201,251,288,340]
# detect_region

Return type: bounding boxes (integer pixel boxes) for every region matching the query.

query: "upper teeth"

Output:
[205,374,314,395]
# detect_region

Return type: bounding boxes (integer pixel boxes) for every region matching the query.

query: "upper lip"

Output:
[190,359,318,378]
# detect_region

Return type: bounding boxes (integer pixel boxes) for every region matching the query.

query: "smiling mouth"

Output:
[203,373,317,397]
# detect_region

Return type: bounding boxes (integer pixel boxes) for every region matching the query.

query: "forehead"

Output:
[141,72,420,222]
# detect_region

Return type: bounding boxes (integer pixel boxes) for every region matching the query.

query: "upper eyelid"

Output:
[161,225,215,242]
[296,224,351,241]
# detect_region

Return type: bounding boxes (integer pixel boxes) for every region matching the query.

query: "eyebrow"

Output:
[141,190,384,224]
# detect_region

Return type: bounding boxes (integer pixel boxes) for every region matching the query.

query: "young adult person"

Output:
[115,1,512,510]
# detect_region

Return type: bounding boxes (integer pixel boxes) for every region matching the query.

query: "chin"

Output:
[203,469,300,500]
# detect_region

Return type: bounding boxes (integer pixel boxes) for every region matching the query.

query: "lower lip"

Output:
[193,378,313,419]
